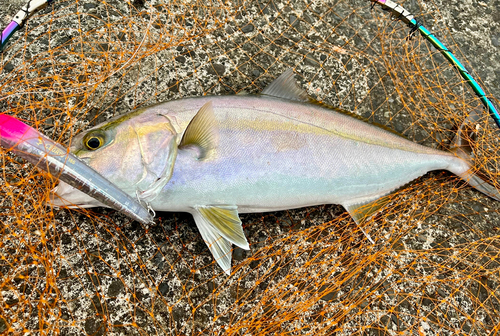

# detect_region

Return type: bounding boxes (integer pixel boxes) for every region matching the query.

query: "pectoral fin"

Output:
[179,101,218,159]
[343,196,392,244]
[191,205,250,274]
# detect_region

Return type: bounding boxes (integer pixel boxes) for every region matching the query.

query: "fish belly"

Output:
[148,96,457,212]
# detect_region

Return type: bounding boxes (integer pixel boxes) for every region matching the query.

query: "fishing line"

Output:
[369,0,500,129]
[0,0,155,105]
[0,0,144,51]
[2,1,496,127]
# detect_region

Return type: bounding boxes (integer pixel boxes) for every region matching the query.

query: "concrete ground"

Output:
[0,0,499,335]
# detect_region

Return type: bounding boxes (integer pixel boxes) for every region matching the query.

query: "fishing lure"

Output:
[369,0,500,129]
[0,114,153,225]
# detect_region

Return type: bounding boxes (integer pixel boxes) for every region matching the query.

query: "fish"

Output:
[49,69,500,274]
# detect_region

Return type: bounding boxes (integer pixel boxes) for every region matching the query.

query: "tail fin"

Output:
[449,110,500,202]
[455,169,500,202]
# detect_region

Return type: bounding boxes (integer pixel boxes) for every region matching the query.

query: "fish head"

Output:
[50,109,179,208]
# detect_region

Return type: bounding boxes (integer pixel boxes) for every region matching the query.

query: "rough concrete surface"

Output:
[0,0,499,335]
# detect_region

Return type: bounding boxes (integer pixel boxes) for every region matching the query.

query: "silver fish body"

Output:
[51,70,498,274]
[145,95,463,212]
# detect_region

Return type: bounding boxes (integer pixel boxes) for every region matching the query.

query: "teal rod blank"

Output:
[370,0,500,129]
[413,20,500,128]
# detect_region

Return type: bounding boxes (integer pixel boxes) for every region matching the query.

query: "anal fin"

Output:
[343,195,391,244]
[191,205,250,274]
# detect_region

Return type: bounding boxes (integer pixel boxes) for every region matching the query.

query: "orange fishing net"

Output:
[1,0,499,334]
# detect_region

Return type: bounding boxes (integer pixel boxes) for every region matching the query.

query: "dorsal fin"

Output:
[179,101,218,159]
[307,98,411,139]
[262,68,308,102]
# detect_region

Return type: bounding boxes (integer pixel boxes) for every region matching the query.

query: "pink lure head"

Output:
[0,114,36,145]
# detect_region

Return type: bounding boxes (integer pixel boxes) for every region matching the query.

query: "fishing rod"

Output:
[4,1,497,130]
[0,0,147,51]
[0,0,55,51]
[369,0,500,129]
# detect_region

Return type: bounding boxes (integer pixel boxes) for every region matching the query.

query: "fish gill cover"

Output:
[0,0,499,335]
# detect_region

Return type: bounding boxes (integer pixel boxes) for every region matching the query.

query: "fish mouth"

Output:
[48,188,76,208]
[48,183,103,209]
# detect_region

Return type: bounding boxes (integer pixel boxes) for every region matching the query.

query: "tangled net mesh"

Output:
[1,0,499,335]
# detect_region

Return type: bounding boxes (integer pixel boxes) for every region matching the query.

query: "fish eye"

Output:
[84,132,105,150]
